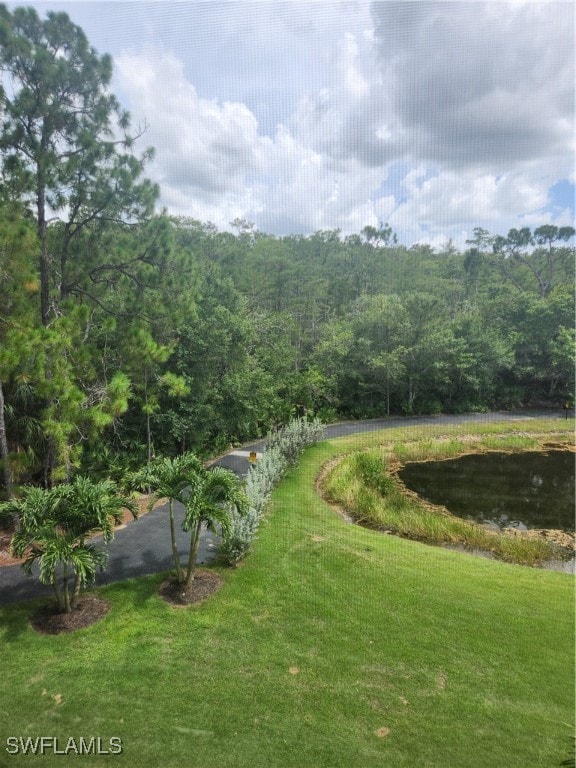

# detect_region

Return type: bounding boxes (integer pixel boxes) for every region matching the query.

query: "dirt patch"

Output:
[30,596,110,635]
[315,457,340,495]
[504,526,575,550]
[158,569,223,606]
[0,524,20,567]
[115,493,167,529]
[315,458,355,524]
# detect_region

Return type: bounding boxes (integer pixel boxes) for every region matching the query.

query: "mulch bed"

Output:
[158,569,223,606]
[0,523,21,567]
[30,596,110,635]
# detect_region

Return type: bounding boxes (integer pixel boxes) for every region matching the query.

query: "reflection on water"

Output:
[399,450,575,531]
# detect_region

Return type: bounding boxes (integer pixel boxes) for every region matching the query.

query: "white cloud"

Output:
[389,168,573,247]
[370,1,574,172]
[115,47,385,235]
[115,51,270,227]
[116,53,262,194]
[105,1,573,246]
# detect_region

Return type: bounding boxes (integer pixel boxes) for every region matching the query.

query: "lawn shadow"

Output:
[0,599,44,642]
[102,568,170,609]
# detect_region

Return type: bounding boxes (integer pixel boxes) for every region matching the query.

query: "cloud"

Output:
[115,46,385,234]
[388,166,575,248]
[110,2,573,245]
[370,1,574,171]
[256,125,385,234]
[116,53,264,198]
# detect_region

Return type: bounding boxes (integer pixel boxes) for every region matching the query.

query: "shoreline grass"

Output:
[0,419,573,767]
[321,423,574,567]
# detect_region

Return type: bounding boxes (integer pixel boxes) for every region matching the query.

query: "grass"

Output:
[323,422,574,566]
[0,419,574,767]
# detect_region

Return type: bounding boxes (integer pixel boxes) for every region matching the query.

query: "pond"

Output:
[399,450,575,532]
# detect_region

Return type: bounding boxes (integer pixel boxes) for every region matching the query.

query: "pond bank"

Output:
[319,424,575,570]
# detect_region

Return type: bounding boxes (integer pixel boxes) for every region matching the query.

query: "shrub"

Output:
[353,452,394,496]
[221,418,324,564]
[265,417,325,465]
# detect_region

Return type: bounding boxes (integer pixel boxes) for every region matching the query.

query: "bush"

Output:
[353,452,394,496]
[265,417,325,465]
[220,417,324,564]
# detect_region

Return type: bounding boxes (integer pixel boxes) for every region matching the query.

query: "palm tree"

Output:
[130,453,202,582]
[183,465,248,590]
[3,477,137,613]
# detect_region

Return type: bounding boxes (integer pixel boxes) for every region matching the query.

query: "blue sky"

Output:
[8,1,575,247]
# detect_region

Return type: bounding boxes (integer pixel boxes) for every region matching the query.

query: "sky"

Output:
[8,0,576,248]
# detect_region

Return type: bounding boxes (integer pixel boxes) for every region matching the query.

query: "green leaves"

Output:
[0,4,160,482]
[183,465,248,534]
[1,476,136,611]
[130,453,203,507]
[182,463,248,586]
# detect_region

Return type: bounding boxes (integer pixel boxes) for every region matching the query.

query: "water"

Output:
[399,450,575,531]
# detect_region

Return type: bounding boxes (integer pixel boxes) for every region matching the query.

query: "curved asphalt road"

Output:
[0,410,568,605]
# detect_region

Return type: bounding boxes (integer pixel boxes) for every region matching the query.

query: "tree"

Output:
[466,225,575,299]
[0,5,160,483]
[361,221,397,247]
[0,202,38,497]
[130,453,202,583]
[0,3,157,326]
[7,312,133,485]
[2,477,137,612]
[182,465,248,590]
[152,256,280,455]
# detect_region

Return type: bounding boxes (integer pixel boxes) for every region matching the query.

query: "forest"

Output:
[0,5,574,494]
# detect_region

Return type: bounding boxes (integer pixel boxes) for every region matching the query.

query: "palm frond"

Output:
[128,452,202,504]
[5,477,135,608]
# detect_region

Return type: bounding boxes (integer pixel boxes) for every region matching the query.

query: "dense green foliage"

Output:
[0,5,574,492]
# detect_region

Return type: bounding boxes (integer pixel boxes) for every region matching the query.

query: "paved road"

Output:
[0,410,566,605]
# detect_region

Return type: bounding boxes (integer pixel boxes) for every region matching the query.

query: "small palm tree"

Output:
[14,518,109,613]
[130,453,202,582]
[183,465,249,590]
[3,477,137,613]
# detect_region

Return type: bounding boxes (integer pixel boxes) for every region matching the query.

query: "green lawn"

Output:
[0,421,574,767]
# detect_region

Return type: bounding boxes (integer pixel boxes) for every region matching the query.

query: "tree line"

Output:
[0,4,574,494]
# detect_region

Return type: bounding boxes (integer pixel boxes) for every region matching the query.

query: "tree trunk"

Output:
[144,367,154,463]
[43,441,56,490]
[185,521,202,588]
[407,377,416,413]
[169,500,184,582]
[37,139,60,487]
[36,146,50,328]
[71,573,82,609]
[52,575,64,613]
[0,381,14,499]
[62,563,71,613]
